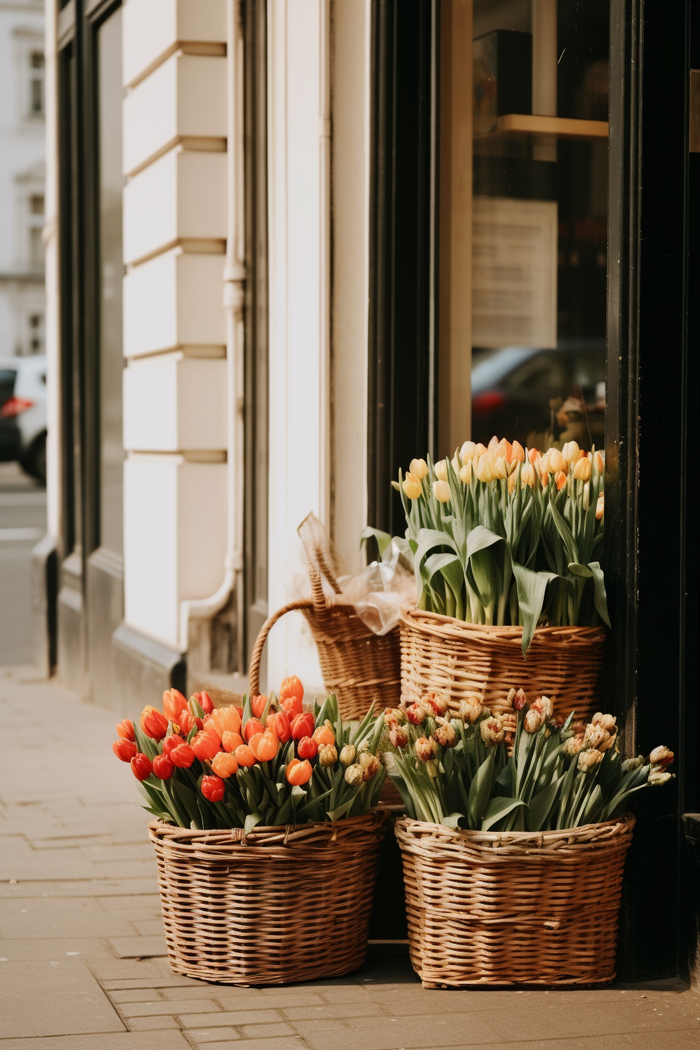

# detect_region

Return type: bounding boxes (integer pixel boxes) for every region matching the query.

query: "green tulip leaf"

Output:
[527,776,565,831]
[481,797,527,832]
[360,526,393,558]
[588,561,612,627]
[512,562,558,655]
[568,562,593,578]
[440,812,466,829]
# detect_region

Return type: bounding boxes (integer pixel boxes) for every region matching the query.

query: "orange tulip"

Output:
[494,438,512,462]
[249,732,279,762]
[291,712,315,740]
[178,710,202,735]
[555,470,567,490]
[548,448,566,473]
[191,730,220,762]
[280,695,303,718]
[596,493,605,520]
[541,471,549,487]
[113,739,137,762]
[234,744,257,768]
[266,710,291,743]
[170,742,195,768]
[313,724,335,747]
[243,717,264,743]
[512,440,525,462]
[528,447,541,465]
[162,734,185,756]
[279,675,304,704]
[286,758,313,786]
[152,754,174,780]
[208,705,242,740]
[221,730,244,753]
[251,694,267,719]
[190,691,214,715]
[116,719,135,741]
[140,705,168,741]
[211,751,239,778]
[297,736,318,760]
[594,451,604,472]
[162,688,188,723]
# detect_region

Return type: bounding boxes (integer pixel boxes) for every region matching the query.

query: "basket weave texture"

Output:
[150,811,388,985]
[250,600,400,722]
[400,608,606,724]
[395,813,634,987]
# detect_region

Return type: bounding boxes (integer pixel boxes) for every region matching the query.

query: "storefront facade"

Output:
[37,0,697,981]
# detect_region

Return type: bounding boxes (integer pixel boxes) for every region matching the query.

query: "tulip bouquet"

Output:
[377,436,610,654]
[113,677,386,833]
[382,690,674,832]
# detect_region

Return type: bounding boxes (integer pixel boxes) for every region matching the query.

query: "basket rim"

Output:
[400,607,607,645]
[395,812,635,852]
[148,808,390,846]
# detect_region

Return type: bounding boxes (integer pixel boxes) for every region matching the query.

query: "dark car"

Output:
[0,356,47,482]
[470,340,605,448]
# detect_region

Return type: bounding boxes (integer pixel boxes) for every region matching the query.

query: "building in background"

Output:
[0,0,45,359]
[37,0,697,985]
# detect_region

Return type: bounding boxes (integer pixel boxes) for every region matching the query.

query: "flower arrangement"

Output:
[112,677,385,833]
[383,690,674,832]
[389,436,610,653]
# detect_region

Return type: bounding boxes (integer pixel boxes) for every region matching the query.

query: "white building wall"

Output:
[121,0,229,653]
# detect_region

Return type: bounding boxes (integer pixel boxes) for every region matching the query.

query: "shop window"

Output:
[29,194,45,269]
[30,52,45,117]
[28,313,45,355]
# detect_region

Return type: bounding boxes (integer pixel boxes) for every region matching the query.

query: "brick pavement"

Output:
[1,666,698,1049]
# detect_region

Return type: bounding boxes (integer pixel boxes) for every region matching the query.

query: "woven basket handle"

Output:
[248,600,315,698]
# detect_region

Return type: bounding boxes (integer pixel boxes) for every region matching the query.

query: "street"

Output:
[0,463,46,666]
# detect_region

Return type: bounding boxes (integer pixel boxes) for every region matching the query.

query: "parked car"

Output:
[470,339,605,447]
[0,356,47,482]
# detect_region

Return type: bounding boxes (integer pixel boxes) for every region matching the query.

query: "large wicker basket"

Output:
[150,811,389,985]
[395,813,634,987]
[249,597,400,721]
[400,608,606,724]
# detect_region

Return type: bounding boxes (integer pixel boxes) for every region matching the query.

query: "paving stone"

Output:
[180,1010,283,1028]
[118,998,223,1017]
[160,988,324,1010]
[237,1023,297,1038]
[291,1012,499,1049]
[108,935,168,958]
[0,896,137,939]
[186,1029,241,1043]
[88,958,176,981]
[1,878,158,898]
[0,959,125,1038]
[0,1033,192,1049]
[125,1015,182,1031]
[0,937,115,960]
[316,986,390,1004]
[108,989,164,1003]
[98,895,162,911]
[283,1001,384,1020]
[102,977,200,990]
[202,1041,304,1050]
[0,837,99,880]
[130,919,165,936]
[486,998,700,1043]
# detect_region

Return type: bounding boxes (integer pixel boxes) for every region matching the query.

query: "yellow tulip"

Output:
[594,451,604,473]
[402,473,422,500]
[539,451,551,474]
[548,448,566,473]
[434,459,448,481]
[512,440,525,462]
[508,469,518,494]
[520,462,536,488]
[459,461,472,484]
[495,438,512,462]
[460,441,476,463]
[562,441,582,466]
[487,435,499,453]
[596,493,604,520]
[474,442,488,459]
[432,480,451,503]
[573,457,591,481]
[409,457,429,480]
[475,453,498,483]
[495,457,509,479]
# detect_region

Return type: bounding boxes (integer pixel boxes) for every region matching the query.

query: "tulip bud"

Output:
[562,441,582,466]
[162,688,188,723]
[266,710,291,743]
[243,717,264,743]
[409,457,429,480]
[596,493,605,520]
[577,748,604,772]
[475,453,498,483]
[562,735,583,757]
[494,438,512,462]
[116,719,135,741]
[402,473,422,500]
[291,712,315,740]
[512,440,525,462]
[513,688,528,711]
[140,706,169,741]
[340,744,356,767]
[524,708,545,734]
[201,775,225,801]
[573,457,591,482]
[191,730,220,762]
[222,730,244,753]
[130,753,153,781]
[406,703,426,726]
[415,736,438,762]
[359,752,381,780]
[548,448,566,473]
[528,447,542,465]
[178,709,202,736]
[211,751,239,778]
[435,722,457,748]
[344,763,365,787]
[191,691,214,715]
[280,694,304,718]
[433,480,451,503]
[152,754,174,780]
[312,722,335,747]
[460,441,476,463]
[162,734,185,756]
[434,459,448,481]
[594,451,605,473]
[319,744,338,767]
[555,470,567,491]
[622,755,644,772]
[170,742,196,768]
[297,736,318,760]
[389,724,408,748]
[531,696,553,720]
[249,731,279,762]
[234,744,257,768]
[649,768,674,786]
[286,758,313,786]
[459,696,483,724]
[520,462,536,488]
[459,461,472,484]
[422,692,448,716]
[250,693,267,719]
[113,739,137,762]
[649,745,674,767]
[208,705,242,740]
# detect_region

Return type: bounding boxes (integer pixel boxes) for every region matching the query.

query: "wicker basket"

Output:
[249,598,400,722]
[395,813,634,988]
[400,608,606,724]
[150,811,389,985]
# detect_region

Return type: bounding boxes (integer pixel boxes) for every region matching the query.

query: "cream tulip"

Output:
[512,440,525,462]
[595,493,605,520]
[409,457,429,480]
[487,435,499,453]
[562,440,582,466]
[402,473,422,500]
[573,457,591,481]
[548,448,566,473]
[520,462,536,488]
[475,453,498,483]
[459,461,472,484]
[460,440,476,463]
[434,459,448,482]
[433,480,451,503]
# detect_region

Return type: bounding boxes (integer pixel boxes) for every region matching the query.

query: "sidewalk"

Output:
[1,666,698,1050]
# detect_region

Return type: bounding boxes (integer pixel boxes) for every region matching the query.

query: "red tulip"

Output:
[116,719,135,741]
[251,694,267,719]
[280,695,304,718]
[201,775,225,802]
[170,742,195,769]
[297,736,318,760]
[291,712,315,740]
[285,758,312,786]
[178,710,202,735]
[162,688,188,723]
[191,691,214,715]
[162,734,184,756]
[191,731,220,762]
[152,754,174,780]
[140,706,168,741]
[266,710,291,743]
[243,717,264,743]
[113,739,137,762]
[131,753,153,781]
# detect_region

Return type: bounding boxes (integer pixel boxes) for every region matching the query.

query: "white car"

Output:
[0,355,47,482]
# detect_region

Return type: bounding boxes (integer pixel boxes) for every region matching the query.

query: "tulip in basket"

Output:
[383,691,674,987]
[113,677,388,985]
[381,437,610,723]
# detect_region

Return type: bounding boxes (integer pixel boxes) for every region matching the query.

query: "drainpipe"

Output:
[179,0,245,661]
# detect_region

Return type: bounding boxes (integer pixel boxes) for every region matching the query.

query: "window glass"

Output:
[440,0,609,454]
[97,9,125,555]
[30,52,45,116]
